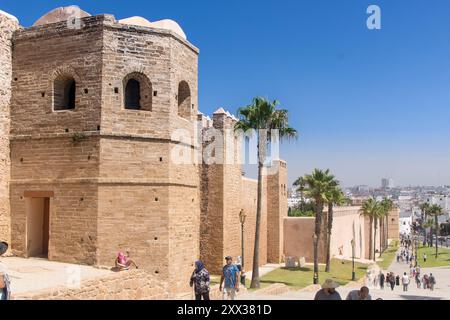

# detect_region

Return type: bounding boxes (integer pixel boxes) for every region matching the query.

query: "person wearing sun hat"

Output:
[0,241,11,300]
[314,278,342,300]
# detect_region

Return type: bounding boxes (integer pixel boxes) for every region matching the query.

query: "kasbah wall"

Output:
[0,10,18,251]
[284,207,400,263]
[0,7,288,298]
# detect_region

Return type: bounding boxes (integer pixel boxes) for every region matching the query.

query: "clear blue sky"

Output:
[2,0,450,187]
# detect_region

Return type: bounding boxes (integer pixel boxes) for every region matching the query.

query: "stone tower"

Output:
[266,159,288,263]
[8,8,199,295]
[0,11,19,248]
[199,108,288,273]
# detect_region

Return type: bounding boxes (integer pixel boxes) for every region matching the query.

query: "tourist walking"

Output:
[423,253,427,263]
[388,273,395,291]
[373,272,379,288]
[402,272,410,292]
[395,274,400,287]
[429,273,436,291]
[416,265,421,276]
[422,274,429,289]
[346,286,372,300]
[190,260,210,300]
[314,279,342,300]
[0,241,11,300]
[219,256,240,300]
[379,272,385,290]
[415,274,421,289]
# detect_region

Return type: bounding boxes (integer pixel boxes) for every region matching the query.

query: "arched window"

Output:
[123,73,152,111]
[125,79,141,110]
[54,75,76,111]
[178,81,191,120]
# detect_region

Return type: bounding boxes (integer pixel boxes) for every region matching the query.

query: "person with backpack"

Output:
[429,273,436,291]
[379,272,385,290]
[388,272,395,291]
[0,241,11,300]
[415,273,421,289]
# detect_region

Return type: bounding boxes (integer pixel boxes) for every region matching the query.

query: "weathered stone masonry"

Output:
[0,7,288,297]
[0,11,19,249]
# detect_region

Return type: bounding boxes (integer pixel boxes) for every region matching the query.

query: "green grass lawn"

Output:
[377,240,399,270]
[416,245,450,268]
[210,275,220,286]
[254,259,369,290]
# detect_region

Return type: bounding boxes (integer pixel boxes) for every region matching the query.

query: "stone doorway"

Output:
[26,197,50,258]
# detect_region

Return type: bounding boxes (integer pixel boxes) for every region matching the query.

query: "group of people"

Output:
[396,250,415,264]
[415,273,437,291]
[189,256,242,301]
[314,279,374,300]
[1,240,440,301]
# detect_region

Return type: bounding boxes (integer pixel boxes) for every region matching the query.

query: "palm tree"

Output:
[360,198,379,261]
[293,176,306,212]
[303,169,338,284]
[372,203,382,260]
[428,204,444,258]
[380,198,394,251]
[420,203,431,246]
[324,186,345,272]
[235,97,297,289]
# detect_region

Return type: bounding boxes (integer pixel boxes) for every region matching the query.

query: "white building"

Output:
[288,197,301,208]
[399,213,413,235]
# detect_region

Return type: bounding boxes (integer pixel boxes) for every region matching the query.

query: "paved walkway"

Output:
[239,249,450,300]
[0,257,112,295]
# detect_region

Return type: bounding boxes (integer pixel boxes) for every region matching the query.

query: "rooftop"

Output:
[32,5,187,39]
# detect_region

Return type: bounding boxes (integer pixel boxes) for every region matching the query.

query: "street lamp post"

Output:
[313,234,319,285]
[351,239,356,281]
[239,209,246,269]
[414,232,418,266]
[239,209,246,286]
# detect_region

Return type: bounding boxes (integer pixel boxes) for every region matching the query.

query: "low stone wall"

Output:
[13,270,169,300]
[254,283,290,296]
[209,284,248,300]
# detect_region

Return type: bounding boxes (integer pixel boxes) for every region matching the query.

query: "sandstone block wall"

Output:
[199,110,286,274]
[9,17,105,263]
[284,206,386,263]
[2,8,288,297]
[0,11,19,248]
[267,160,288,263]
[13,270,169,300]
[387,208,400,241]
[8,13,200,296]
[241,177,267,270]
[99,17,200,294]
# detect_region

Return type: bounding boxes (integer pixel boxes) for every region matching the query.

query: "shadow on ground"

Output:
[399,295,443,300]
